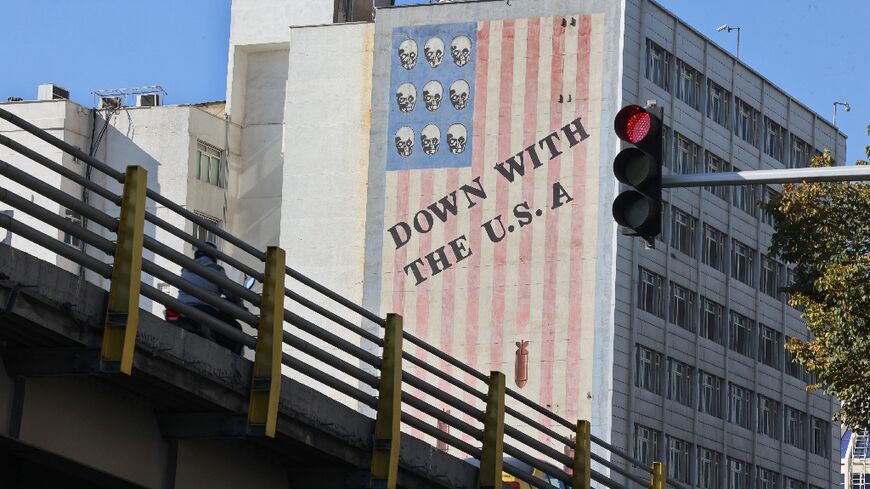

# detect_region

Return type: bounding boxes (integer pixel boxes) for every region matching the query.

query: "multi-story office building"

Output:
[616,2,842,487]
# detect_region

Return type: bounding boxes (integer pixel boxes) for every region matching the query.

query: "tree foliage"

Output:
[765,125,870,428]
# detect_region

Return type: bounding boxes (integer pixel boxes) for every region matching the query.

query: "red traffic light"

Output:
[614,105,659,146]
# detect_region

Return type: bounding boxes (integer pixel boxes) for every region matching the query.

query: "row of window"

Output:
[634,344,829,455]
[852,472,870,489]
[660,130,785,222]
[652,208,790,296]
[634,424,824,489]
[646,39,816,168]
[637,268,812,382]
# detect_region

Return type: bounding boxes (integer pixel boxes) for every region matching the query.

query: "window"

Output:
[670,207,697,257]
[810,417,829,457]
[634,424,661,466]
[706,80,731,129]
[784,405,806,449]
[790,135,811,169]
[697,447,722,489]
[731,239,755,286]
[672,132,700,174]
[852,474,870,489]
[192,213,221,248]
[670,282,696,332]
[730,168,758,217]
[734,98,760,146]
[729,311,754,358]
[854,430,870,459]
[704,151,730,201]
[756,467,778,489]
[62,208,82,248]
[698,370,723,418]
[702,224,726,273]
[668,358,694,407]
[783,477,805,489]
[764,117,788,163]
[646,39,671,91]
[760,255,782,298]
[784,336,806,381]
[667,436,691,483]
[675,59,702,110]
[760,187,780,226]
[196,140,223,187]
[636,345,663,394]
[638,267,665,318]
[700,297,725,345]
[728,382,752,429]
[757,394,780,440]
[758,324,782,369]
[727,458,751,489]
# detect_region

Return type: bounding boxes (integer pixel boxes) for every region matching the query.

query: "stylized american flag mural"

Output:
[377,14,604,439]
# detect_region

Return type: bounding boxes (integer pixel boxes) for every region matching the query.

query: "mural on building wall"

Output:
[373,14,604,425]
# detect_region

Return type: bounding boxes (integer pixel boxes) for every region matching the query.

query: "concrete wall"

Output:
[102,105,242,316]
[281,22,375,404]
[359,0,624,458]
[0,100,100,281]
[226,0,335,120]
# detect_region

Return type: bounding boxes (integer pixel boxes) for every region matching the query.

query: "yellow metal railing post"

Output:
[101,165,147,374]
[247,246,285,438]
[572,420,591,489]
[651,461,666,489]
[479,371,506,489]
[371,313,403,489]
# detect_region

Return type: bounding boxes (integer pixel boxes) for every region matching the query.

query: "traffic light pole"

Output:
[662,165,870,188]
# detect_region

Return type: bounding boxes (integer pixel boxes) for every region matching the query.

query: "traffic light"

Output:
[612,104,663,245]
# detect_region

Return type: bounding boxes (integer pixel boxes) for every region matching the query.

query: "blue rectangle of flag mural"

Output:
[386,22,476,171]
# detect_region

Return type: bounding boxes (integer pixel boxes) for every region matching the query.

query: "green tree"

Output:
[765,125,870,428]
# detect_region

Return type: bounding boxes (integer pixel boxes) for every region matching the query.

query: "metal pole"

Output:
[735,27,740,59]
[663,165,870,188]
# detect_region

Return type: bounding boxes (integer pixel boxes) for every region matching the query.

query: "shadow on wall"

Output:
[100,118,164,314]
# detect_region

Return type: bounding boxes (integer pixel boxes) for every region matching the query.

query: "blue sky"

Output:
[1,0,866,163]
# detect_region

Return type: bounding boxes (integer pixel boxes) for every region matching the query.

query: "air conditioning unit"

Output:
[99,96,122,110]
[137,93,161,107]
[37,83,70,101]
[52,85,70,100]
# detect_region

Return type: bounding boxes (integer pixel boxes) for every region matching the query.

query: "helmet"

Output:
[194,239,219,259]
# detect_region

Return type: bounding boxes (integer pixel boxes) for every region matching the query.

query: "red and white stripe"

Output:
[379,15,600,449]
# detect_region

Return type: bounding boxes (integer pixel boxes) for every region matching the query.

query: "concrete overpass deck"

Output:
[0,244,476,489]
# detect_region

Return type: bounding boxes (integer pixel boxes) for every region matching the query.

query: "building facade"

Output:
[262,0,843,487]
[0,0,846,486]
[0,86,242,316]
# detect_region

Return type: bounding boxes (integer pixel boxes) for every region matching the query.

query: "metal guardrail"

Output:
[0,106,687,489]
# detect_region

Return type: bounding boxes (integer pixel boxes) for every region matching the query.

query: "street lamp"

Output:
[833,101,851,127]
[715,24,741,59]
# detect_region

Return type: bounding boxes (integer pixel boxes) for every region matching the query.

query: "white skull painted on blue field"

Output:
[398,39,418,70]
[420,124,441,155]
[395,127,414,157]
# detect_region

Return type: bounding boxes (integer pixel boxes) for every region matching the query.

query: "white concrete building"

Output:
[0,84,241,315]
[226,0,843,487]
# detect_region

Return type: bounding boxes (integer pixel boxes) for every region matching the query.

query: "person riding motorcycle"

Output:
[177,240,244,354]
